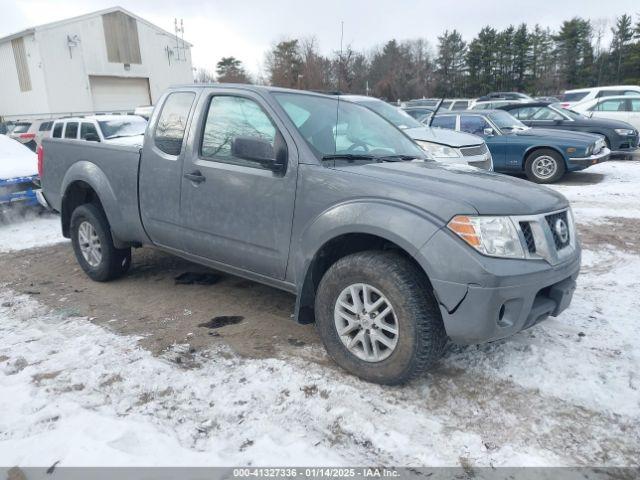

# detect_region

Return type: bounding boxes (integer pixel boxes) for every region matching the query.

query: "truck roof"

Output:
[170,83,334,98]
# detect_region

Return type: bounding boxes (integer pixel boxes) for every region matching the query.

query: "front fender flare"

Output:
[290,199,447,322]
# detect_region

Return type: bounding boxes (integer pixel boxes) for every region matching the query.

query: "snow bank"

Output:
[0,212,66,253]
[0,134,37,179]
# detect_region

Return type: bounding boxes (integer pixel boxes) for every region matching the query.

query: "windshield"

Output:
[487,111,528,131]
[97,116,147,139]
[353,99,423,130]
[274,93,425,160]
[558,107,587,119]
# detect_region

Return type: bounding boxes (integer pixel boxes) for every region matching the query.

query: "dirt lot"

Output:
[0,244,318,362]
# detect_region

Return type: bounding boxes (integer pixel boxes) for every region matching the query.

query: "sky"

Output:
[0,0,638,76]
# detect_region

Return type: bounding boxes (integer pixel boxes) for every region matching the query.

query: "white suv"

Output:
[50,115,147,146]
[560,85,640,108]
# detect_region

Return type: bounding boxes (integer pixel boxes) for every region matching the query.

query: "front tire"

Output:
[524,148,566,184]
[70,204,131,282]
[314,251,446,385]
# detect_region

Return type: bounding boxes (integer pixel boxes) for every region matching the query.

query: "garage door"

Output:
[89,76,151,112]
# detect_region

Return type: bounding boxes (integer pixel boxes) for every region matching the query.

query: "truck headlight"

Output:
[448,215,525,259]
[614,128,634,136]
[416,141,461,158]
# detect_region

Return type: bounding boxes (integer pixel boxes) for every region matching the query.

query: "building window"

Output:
[102,11,142,64]
[11,37,32,92]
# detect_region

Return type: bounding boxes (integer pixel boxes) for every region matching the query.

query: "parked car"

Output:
[404,98,440,108]
[41,85,581,385]
[439,99,472,111]
[432,109,609,183]
[570,96,640,133]
[534,96,561,103]
[498,101,639,154]
[134,105,154,120]
[471,100,516,110]
[0,134,40,210]
[403,106,434,123]
[50,115,147,146]
[559,85,640,108]
[8,119,52,152]
[340,95,492,169]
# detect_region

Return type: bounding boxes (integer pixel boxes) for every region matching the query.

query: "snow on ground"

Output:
[0,211,66,253]
[0,161,639,467]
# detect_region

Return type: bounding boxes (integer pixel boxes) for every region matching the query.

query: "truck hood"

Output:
[511,128,600,144]
[332,160,568,216]
[404,126,484,147]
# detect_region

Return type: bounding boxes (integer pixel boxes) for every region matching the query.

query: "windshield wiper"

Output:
[321,154,415,163]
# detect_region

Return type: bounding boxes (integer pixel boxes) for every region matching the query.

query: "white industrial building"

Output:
[0,7,193,120]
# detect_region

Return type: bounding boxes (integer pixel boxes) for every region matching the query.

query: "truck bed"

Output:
[41,138,148,245]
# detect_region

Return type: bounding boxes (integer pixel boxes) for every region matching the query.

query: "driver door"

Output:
[178,91,298,280]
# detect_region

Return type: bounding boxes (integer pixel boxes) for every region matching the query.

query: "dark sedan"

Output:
[498,102,639,154]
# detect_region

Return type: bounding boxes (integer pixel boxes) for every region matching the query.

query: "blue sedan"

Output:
[431,110,610,183]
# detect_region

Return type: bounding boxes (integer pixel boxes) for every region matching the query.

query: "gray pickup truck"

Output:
[41,85,581,385]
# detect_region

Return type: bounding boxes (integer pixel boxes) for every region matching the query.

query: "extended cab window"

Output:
[431,116,456,130]
[64,122,79,139]
[460,115,491,135]
[154,92,195,156]
[200,96,276,166]
[52,123,63,138]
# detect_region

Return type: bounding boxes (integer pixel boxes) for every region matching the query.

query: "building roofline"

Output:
[0,6,192,46]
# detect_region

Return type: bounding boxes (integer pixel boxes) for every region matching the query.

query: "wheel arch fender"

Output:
[60,161,124,240]
[291,199,444,324]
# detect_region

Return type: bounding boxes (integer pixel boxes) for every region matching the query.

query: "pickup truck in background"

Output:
[41,85,581,385]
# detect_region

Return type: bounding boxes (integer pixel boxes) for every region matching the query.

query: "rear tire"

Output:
[70,203,131,282]
[314,251,446,385]
[524,149,566,184]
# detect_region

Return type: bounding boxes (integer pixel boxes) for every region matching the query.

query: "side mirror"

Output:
[231,136,286,172]
[483,127,494,136]
[84,133,100,142]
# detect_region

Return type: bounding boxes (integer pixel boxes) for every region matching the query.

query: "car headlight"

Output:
[585,144,593,156]
[614,128,635,136]
[416,141,461,158]
[448,215,525,259]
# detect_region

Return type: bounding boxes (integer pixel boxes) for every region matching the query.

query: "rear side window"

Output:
[595,99,628,112]
[52,123,63,138]
[630,99,640,112]
[460,115,491,135]
[64,122,79,139]
[431,116,456,130]
[154,92,196,156]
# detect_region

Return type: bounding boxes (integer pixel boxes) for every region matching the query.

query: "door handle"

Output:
[184,171,206,184]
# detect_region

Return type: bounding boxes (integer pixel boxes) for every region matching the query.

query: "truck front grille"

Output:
[460,144,488,157]
[519,222,536,253]
[545,211,571,250]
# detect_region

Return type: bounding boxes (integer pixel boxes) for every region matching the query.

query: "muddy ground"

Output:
[1,214,638,367]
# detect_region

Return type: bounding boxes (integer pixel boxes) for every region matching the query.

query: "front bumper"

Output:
[567,148,610,170]
[418,221,581,345]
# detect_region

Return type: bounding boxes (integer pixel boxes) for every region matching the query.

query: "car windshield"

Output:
[558,107,587,120]
[352,99,424,130]
[274,93,426,161]
[97,116,147,139]
[488,111,528,131]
